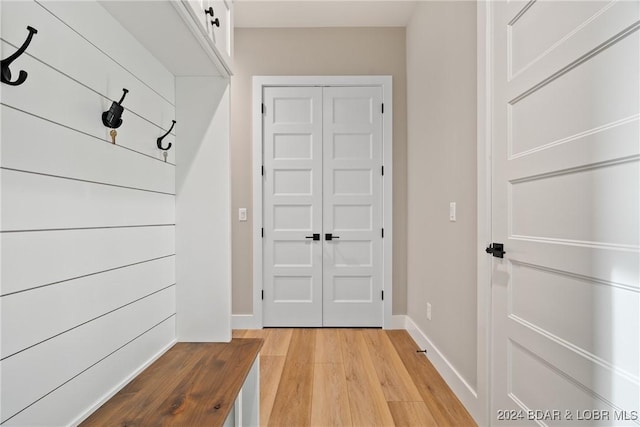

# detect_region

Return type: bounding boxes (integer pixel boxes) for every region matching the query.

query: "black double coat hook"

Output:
[102,88,129,129]
[1,26,38,86]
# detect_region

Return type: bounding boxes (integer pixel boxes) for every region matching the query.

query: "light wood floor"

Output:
[233,328,476,427]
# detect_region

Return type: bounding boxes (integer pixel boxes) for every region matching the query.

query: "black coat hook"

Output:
[102,88,129,129]
[1,26,38,86]
[157,120,176,151]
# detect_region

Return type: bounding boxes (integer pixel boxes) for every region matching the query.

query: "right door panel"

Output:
[322,86,383,327]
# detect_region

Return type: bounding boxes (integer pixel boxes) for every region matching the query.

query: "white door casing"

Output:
[490,1,640,425]
[256,76,392,327]
[322,86,383,327]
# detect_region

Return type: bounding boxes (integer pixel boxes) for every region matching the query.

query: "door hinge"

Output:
[382,228,384,238]
[381,103,384,114]
[261,290,264,300]
[261,227,264,238]
[381,165,384,176]
[261,102,265,115]
[261,165,264,176]
[381,290,384,300]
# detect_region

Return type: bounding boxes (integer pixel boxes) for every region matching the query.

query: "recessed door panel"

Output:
[273,134,313,160]
[332,276,373,303]
[273,97,314,124]
[333,205,372,231]
[273,169,313,195]
[273,276,313,303]
[273,205,313,231]
[332,97,373,125]
[333,133,373,160]
[333,169,373,196]
[332,241,373,267]
[273,241,313,267]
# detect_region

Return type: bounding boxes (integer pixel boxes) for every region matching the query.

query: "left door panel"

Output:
[263,87,324,326]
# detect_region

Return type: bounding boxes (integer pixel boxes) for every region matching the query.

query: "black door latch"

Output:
[485,243,506,258]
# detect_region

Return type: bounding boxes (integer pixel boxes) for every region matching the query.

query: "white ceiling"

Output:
[234,1,419,28]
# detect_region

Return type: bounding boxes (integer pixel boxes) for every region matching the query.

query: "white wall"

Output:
[405,0,478,414]
[176,77,231,342]
[0,1,176,424]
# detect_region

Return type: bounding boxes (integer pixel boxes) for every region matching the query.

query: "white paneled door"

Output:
[322,87,383,326]
[263,86,383,327]
[490,1,640,424]
[263,87,324,327]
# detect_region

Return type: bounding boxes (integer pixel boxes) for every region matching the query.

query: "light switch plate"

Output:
[449,202,456,222]
[239,208,247,221]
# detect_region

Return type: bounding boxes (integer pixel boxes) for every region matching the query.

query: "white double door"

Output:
[262,86,383,327]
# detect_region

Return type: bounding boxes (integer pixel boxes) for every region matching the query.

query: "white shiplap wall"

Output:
[0,1,177,425]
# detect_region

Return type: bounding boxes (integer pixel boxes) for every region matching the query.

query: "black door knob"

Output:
[485,243,506,258]
[325,233,340,241]
[305,233,320,241]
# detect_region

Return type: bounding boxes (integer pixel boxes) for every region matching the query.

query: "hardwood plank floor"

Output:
[361,329,423,403]
[310,363,353,426]
[388,402,439,427]
[387,330,476,427]
[268,329,316,426]
[315,328,342,364]
[261,356,286,426]
[236,328,477,427]
[339,329,396,426]
[262,328,293,356]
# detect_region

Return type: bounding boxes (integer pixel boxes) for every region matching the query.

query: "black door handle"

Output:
[305,233,320,241]
[485,243,506,258]
[325,233,340,241]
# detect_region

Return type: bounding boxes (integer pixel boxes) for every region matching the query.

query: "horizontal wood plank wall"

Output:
[0,1,176,425]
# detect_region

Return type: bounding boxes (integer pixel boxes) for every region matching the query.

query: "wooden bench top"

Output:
[81,338,263,427]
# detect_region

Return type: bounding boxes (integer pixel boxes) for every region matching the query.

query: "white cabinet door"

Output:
[490,1,640,423]
[262,86,384,327]
[263,87,324,327]
[322,87,383,327]
[182,0,232,71]
[207,0,231,62]
[183,0,208,34]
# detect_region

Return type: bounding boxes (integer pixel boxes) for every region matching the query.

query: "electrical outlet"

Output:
[427,302,432,320]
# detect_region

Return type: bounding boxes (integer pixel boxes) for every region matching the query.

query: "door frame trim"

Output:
[477,2,493,425]
[252,75,393,328]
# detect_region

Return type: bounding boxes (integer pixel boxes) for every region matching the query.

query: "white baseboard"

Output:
[391,314,408,329]
[232,314,261,329]
[234,314,405,330]
[404,315,482,424]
